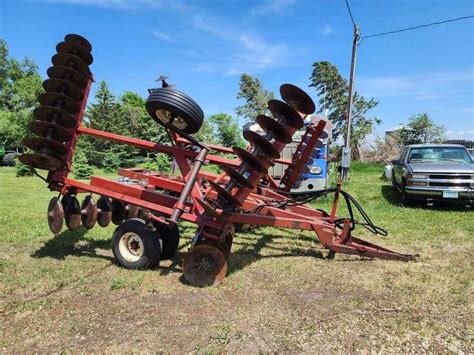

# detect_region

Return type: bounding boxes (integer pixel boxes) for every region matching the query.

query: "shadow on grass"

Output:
[381,184,471,211]
[32,227,193,275]
[227,231,325,276]
[32,228,112,261]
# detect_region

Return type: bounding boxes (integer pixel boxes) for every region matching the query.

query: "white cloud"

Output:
[250,0,296,16]
[358,70,474,99]
[150,30,172,41]
[190,13,289,74]
[320,24,333,36]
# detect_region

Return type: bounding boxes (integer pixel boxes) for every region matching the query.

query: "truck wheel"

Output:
[400,181,413,206]
[2,152,19,166]
[112,219,162,269]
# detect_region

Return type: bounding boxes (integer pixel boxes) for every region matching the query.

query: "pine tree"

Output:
[235,73,274,121]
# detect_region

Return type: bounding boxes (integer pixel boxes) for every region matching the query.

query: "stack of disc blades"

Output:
[209,84,315,210]
[20,34,93,171]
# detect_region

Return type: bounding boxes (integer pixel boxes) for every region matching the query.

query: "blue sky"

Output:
[1,0,473,140]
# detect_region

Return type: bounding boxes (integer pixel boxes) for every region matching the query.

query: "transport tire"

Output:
[155,222,180,260]
[145,88,204,134]
[112,219,162,269]
[2,152,19,166]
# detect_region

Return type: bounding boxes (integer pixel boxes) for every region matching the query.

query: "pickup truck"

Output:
[391,144,474,206]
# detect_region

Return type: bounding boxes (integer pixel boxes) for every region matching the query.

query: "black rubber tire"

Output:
[155,223,180,260]
[145,88,204,134]
[2,152,19,166]
[111,219,162,270]
[400,181,413,207]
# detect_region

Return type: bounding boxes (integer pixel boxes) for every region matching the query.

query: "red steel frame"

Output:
[43,74,415,261]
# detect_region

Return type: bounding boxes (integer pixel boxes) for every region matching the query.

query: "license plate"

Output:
[442,191,459,199]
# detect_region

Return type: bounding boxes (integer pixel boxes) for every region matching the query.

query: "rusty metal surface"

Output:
[56,41,93,65]
[232,147,267,174]
[64,195,81,231]
[280,83,316,115]
[97,196,112,227]
[33,106,77,128]
[221,165,255,189]
[243,130,281,159]
[81,195,98,229]
[51,53,91,77]
[256,114,292,144]
[268,99,304,129]
[208,180,242,206]
[28,121,72,142]
[182,244,228,287]
[47,197,64,234]
[19,153,65,171]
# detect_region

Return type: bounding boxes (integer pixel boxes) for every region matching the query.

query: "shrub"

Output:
[15,161,34,177]
[139,153,171,173]
[73,151,94,179]
[102,152,121,172]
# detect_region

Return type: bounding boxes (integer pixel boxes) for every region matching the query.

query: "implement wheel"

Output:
[112,219,162,269]
[155,223,180,260]
[145,88,204,134]
[183,244,228,287]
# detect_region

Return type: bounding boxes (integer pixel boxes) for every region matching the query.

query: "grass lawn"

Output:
[0,164,472,352]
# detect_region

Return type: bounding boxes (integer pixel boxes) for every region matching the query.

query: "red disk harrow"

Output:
[20,34,416,287]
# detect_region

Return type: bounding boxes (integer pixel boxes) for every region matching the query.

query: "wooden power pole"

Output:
[341,25,360,181]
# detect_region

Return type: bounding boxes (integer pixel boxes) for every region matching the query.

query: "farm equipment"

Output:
[0,145,22,166]
[20,34,416,287]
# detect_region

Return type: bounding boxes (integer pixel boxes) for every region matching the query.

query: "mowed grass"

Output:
[0,164,472,352]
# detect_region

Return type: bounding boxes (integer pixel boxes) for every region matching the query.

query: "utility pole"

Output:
[340,24,360,181]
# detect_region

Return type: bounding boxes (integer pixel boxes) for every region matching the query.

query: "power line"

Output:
[344,0,356,27]
[362,14,474,39]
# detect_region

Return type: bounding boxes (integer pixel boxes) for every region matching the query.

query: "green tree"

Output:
[73,150,94,179]
[398,113,444,145]
[193,119,217,145]
[0,38,42,147]
[235,73,274,121]
[208,113,245,148]
[309,61,380,159]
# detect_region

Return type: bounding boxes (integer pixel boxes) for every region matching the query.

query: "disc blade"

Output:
[182,244,228,287]
[81,195,98,229]
[51,53,91,77]
[64,195,82,231]
[111,199,126,225]
[47,197,64,234]
[195,199,226,223]
[47,66,87,89]
[97,196,112,227]
[43,78,84,102]
[208,180,242,207]
[34,106,77,128]
[268,99,304,129]
[280,83,316,115]
[56,41,93,65]
[232,147,267,174]
[126,204,140,219]
[38,92,81,115]
[64,33,92,52]
[256,115,292,144]
[221,165,254,189]
[23,136,67,156]
[19,153,65,171]
[243,130,280,159]
[28,121,72,142]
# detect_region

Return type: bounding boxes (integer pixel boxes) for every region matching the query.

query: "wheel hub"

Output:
[155,109,187,130]
[119,232,144,262]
